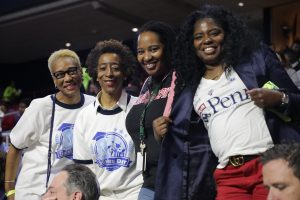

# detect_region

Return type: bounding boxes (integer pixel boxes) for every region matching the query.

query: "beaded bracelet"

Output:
[5,189,15,197]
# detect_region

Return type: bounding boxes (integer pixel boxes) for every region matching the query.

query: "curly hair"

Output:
[85,39,139,85]
[137,20,177,72]
[174,4,258,88]
[261,143,300,181]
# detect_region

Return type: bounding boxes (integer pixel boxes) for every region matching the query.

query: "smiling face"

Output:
[51,56,82,103]
[97,53,124,99]
[193,18,225,67]
[137,31,168,79]
[263,159,300,200]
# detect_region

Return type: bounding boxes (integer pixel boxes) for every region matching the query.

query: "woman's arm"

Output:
[4,144,22,200]
[248,44,300,121]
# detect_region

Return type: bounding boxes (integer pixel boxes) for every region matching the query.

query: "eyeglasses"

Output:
[52,66,79,79]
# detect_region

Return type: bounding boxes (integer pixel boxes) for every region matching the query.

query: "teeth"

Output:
[146,63,155,67]
[204,47,215,53]
[145,63,155,69]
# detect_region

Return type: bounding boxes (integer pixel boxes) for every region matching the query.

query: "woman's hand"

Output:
[153,116,172,142]
[247,88,283,108]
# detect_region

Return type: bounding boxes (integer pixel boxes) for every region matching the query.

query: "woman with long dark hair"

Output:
[126,19,217,200]
[125,20,177,199]
[174,4,300,200]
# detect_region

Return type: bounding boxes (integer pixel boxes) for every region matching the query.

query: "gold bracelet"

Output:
[4,180,15,183]
[5,189,16,197]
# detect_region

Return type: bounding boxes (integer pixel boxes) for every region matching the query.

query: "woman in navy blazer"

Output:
[155,4,300,200]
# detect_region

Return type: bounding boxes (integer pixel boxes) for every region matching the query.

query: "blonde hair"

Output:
[48,49,81,71]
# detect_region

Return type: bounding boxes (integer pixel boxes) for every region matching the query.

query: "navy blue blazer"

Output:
[154,44,300,200]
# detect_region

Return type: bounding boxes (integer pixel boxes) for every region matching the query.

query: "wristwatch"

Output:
[281,92,289,106]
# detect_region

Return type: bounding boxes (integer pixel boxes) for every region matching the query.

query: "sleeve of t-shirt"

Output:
[73,108,93,164]
[10,98,46,149]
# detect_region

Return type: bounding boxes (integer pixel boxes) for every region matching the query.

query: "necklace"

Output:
[98,91,119,109]
[204,70,223,80]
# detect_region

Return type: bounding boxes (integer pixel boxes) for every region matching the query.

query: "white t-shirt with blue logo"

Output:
[73,90,143,200]
[193,69,273,168]
[10,94,95,200]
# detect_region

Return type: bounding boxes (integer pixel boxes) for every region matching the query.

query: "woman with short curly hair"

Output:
[86,39,138,88]
[73,39,143,200]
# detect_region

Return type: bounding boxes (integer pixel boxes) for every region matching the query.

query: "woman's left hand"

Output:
[247,88,283,108]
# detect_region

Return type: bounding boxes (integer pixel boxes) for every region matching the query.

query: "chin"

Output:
[103,88,118,95]
[63,90,80,97]
[144,69,155,76]
[199,53,221,64]
[151,70,167,78]
[202,57,221,66]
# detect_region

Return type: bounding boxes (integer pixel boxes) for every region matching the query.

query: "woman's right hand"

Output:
[153,116,172,142]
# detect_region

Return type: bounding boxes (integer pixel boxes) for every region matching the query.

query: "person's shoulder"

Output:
[128,94,138,106]
[77,100,96,119]
[255,42,273,55]
[28,95,52,110]
[81,100,95,113]
[140,76,151,95]
[14,95,52,125]
[83,93,96,104]
[125,94,138,111]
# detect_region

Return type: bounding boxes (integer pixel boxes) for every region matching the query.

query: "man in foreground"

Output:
[261,143,300,200]
[42,164,100,200]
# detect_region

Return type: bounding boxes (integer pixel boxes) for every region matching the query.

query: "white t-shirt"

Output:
[10,94,94,200]
[73,90,143,200]
[193,69,273,168]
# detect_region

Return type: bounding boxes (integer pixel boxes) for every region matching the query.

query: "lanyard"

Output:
[137,73,171,172]
[46,94,56,188]
[139,84,160,142]
[138,72,171,149]
[138,83,160,172]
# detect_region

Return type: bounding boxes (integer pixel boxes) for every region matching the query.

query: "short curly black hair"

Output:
[85,39,139,85]
[174,4,258,87]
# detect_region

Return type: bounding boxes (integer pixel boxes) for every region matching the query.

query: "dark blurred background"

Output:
[0,0,299,98]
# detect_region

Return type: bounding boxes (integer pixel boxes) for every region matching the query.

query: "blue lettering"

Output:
[207,97,220,114]
[242,89,250,100]
[220,96,231,108]
[117,159,127,165]
[55,149,73,159]
[229,89,249,104]
[205,89,250,120]
[201,113,211,122]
